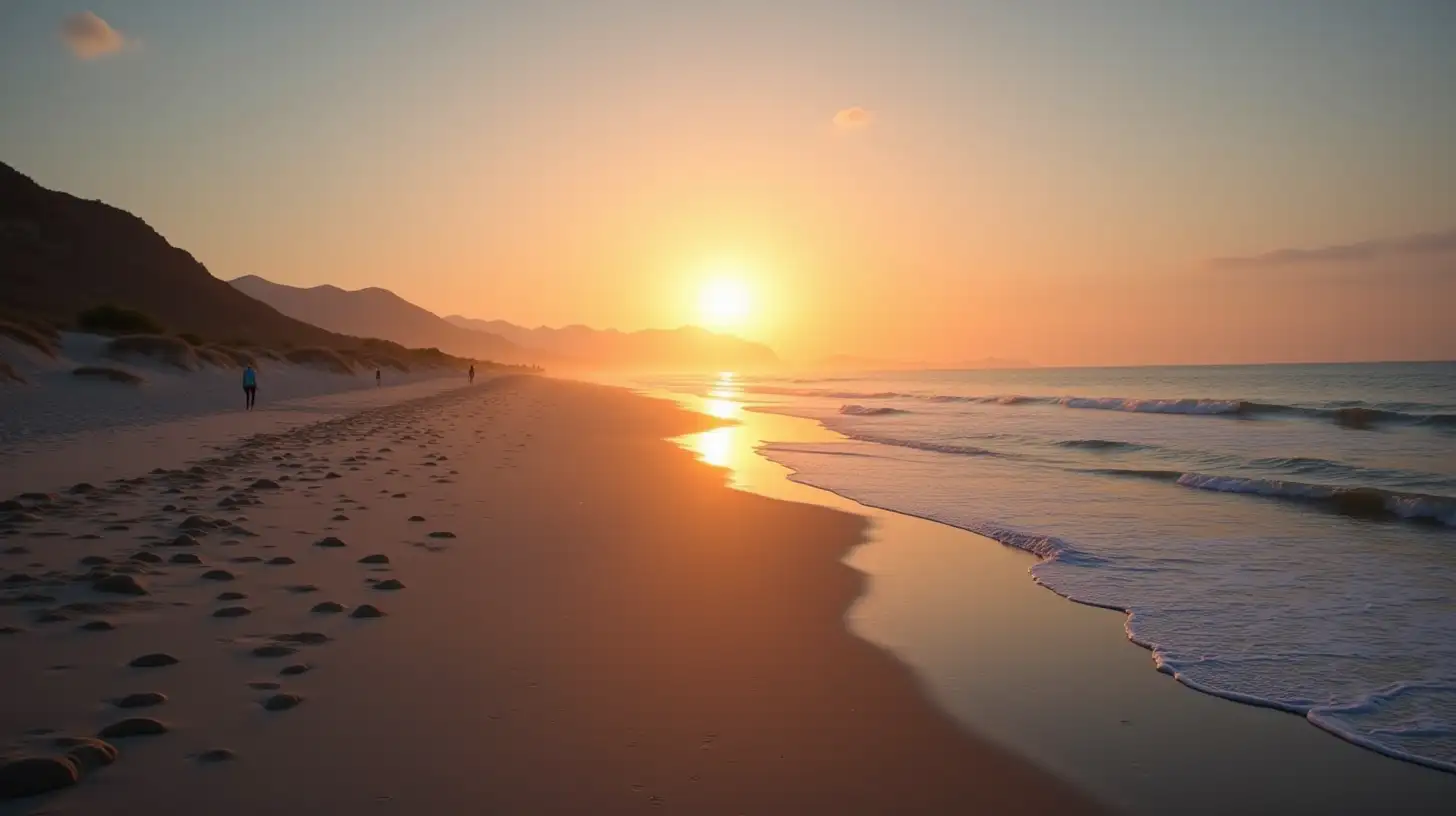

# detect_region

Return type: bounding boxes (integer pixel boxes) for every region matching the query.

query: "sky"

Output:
[2,1,1454,365]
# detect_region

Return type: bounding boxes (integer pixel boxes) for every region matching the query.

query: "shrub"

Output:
[103,335,198,370]
[0,320,58,357]
[283,347,355,375]
[0,358,23,384]
[73,366,144,385]
[78,305,165,336]
[205,345,258,368]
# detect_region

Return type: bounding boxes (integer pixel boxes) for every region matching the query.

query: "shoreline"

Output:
[1,376,1106,813]
[652,388,1456,815]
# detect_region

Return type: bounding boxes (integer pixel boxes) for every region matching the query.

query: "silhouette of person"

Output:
[242,365,257,410]
[375,368,381,387]
[469,364,475,384]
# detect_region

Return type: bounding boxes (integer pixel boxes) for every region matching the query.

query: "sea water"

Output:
[646,362,1456,773]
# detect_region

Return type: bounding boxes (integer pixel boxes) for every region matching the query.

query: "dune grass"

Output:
[0,358,23,384]
[103,334,199,371]
[77,305,166,336]
[204,345,259,369]
[73,365,144,385]
[284,347,355,375]
[0,319,59,357]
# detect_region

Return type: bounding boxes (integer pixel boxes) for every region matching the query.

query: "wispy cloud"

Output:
[832,106,873,130]
[60,11,130,60]
[1211,228,1456,268]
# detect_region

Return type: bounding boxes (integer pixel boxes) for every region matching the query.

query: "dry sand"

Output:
[0,376,1105,814]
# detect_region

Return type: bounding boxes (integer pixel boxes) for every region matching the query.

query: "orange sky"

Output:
[3,2,1453,365]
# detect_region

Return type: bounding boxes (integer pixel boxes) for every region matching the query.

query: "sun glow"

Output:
[698,277,752,330]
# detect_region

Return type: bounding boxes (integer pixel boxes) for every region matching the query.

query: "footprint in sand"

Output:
[314,536,347,549]
[79,620,116,632]
[427,531,456,539]
[311,601,346,614]
[92,575,148,596]
[129,653,179,668]
[217,591,247,601]
[197,749,237,763]
[251,645,296,658]
[213,606,251,618]
[371,579,405,591]
[262,693,304,712]
[350,604,385,619]
[200,569,235,582]
[357,554,389,565]
[267,557,296,566]
[114,692,167,709]
[97,717,168,739]
[169,553,203,565]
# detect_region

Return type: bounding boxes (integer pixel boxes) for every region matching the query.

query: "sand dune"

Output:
[0,376,1104,814]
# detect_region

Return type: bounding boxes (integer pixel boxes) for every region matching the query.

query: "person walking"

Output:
[375,368,381,387]
[242,365,257,410]
[468,364,475,384]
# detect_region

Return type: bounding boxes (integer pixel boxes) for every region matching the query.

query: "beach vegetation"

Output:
[103,334,199,370]
[77,305,165,336]
[0,319,59,357]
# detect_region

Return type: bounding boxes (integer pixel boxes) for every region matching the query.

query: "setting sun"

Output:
[698,277,752,330]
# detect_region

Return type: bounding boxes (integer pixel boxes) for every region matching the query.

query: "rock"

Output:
[114,692,167,709]
[279,664,311,676]
[197,748,236,763]
[373,579,405,591]
[129,551,163,564]
[129,652,179,668]
[169,553,203,565]
[217,591,247,601]
[427,531,456,539]
[0,755,79,799]
[350,604,385,619]
[262,693,304,712]
[311,601,345,614]
[267,556,296,566]
[213,606,251,618]
[200,569,235,582]
[314,536,346,548]
[98,717,168,739]
[92,574,148,596]
[252,644,296,658]
[357,554,389,564]
[80,620,116,632]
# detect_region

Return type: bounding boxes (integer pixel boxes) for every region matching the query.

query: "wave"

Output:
[1089,468,1456,526]
[835,432,1007,459]
[1054,439,1152,452]
[839,404,911,416]
[741,383,1456,428]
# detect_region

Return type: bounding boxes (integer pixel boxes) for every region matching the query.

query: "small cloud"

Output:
[60,11,130,60]
[1211,227,1456,269]
[833,106,873,130]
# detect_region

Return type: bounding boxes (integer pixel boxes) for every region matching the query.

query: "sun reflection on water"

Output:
[692,372,745,468]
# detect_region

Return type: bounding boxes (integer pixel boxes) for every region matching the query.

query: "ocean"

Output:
[644,362,1456,774]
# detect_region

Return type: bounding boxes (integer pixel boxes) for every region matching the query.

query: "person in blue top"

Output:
[242,365,257,411]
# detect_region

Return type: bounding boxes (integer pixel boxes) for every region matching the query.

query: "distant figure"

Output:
[242,365,257,411]
[468,364,475,384]
[375,368,381,387]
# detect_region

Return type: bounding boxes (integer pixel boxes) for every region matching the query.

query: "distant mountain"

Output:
[0,162,344,348]
[445,315,780,372]
[230,276,534,364]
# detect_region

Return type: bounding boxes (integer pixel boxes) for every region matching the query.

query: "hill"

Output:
[445,315,780,372]
[0,162,348,349]
[229,275,529,364]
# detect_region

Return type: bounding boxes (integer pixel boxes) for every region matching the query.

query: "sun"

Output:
[698,278,752,330]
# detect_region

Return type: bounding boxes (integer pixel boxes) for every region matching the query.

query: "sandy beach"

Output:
[0,375,1105,814]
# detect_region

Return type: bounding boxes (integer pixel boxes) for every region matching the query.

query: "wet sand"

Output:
[665,392,1456,815]
[1,376,1105,814]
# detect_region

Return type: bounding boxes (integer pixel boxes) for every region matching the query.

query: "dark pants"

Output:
[244,385,256,409]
